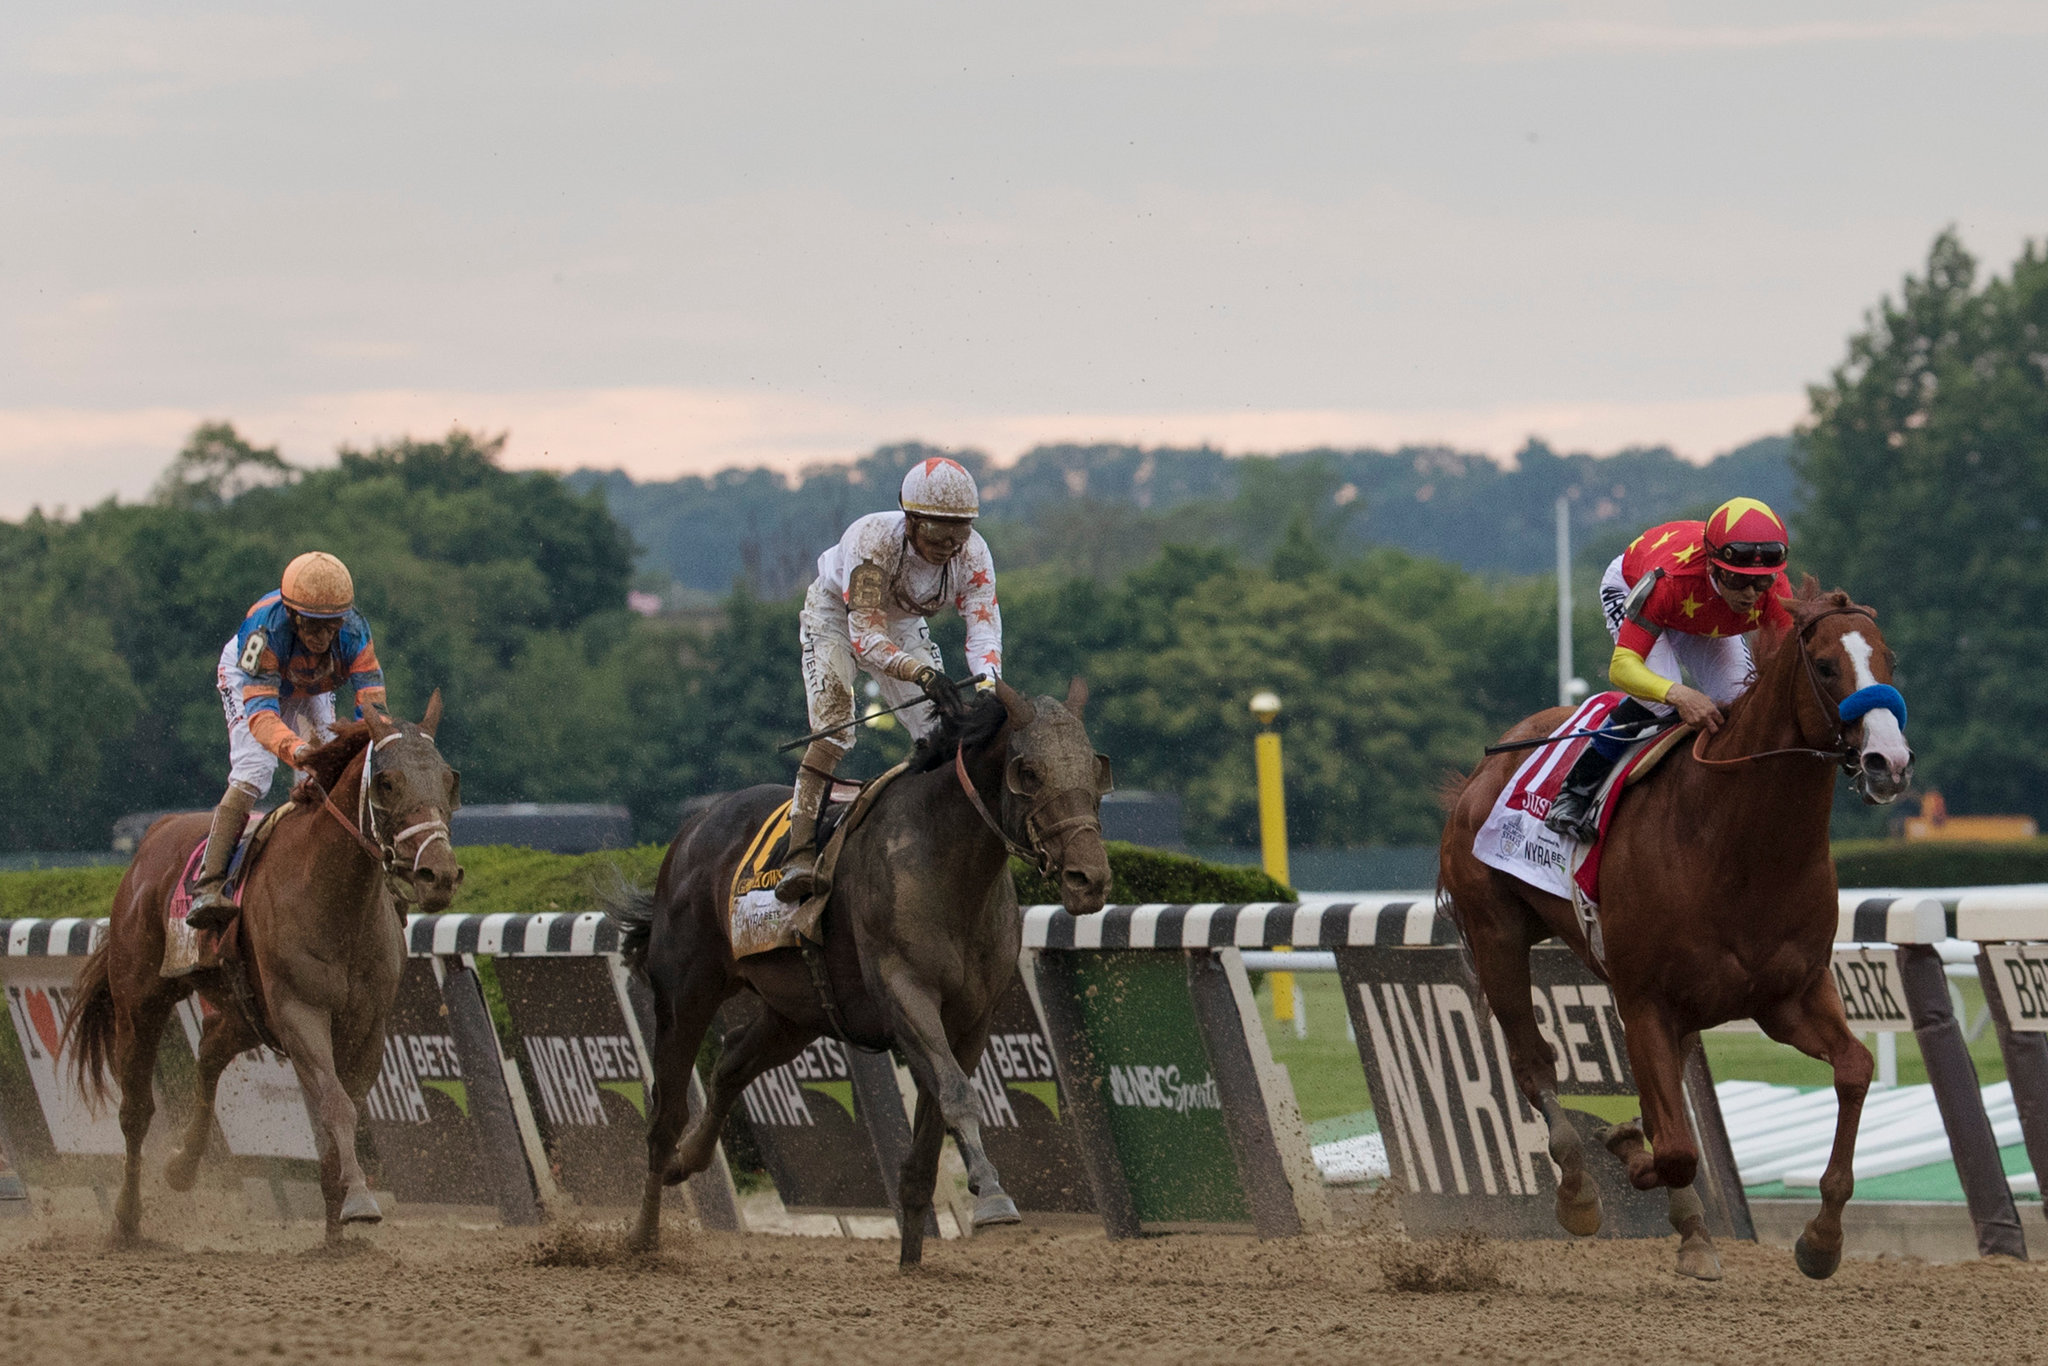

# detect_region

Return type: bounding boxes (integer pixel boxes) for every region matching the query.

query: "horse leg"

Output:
[165,1000,257,1192]
[1458,893,1599,1236]
[877,969,1007,1220]
[109,990,178,1245]
[628,967,731,1254]
[673,1006,814,1185]
[1603,1000,1722,1280]
[1758,980,1872,1281]
[896,1087,948,1270]
[268,996,378,1241]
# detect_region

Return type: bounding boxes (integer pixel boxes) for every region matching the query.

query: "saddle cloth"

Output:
[1472,692,1686,909]
[162,806,287,978]
[725,767,906,959]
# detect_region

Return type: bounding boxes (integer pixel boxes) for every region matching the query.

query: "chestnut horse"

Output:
[66,698,463,1245]
[608,680,1111,1267]
[1441,584,1911,1280]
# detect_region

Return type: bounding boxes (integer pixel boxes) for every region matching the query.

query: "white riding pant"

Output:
[216,637,335,798]
[799,579,945,757]
[1597,554,1756,715]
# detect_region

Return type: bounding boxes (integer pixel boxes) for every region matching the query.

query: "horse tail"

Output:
[1436,767,1470,813]
[599,871,658,978]
[64,940,119,1107]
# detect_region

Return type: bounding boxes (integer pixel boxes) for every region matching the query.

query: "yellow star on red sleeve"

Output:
[1747,604,1764,623]
[1679,594,1703,618]
[1672,542,1700,565]
[1651,529,1676,550]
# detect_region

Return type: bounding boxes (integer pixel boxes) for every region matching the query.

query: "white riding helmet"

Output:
[898,457,979,521]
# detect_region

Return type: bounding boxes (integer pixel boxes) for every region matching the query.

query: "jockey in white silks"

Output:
[775,457,1002,901]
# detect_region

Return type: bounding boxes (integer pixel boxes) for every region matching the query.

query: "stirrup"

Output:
[187,888,237,933]
[1544,791,1599,843]
[775,850,819,903]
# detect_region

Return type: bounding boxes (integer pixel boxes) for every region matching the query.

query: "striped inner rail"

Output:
[0,891,2020,959]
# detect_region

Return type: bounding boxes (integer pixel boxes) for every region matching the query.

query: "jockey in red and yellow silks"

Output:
[187,552,389,933]
[776,458,1002,902]
[1542,498,1794,843]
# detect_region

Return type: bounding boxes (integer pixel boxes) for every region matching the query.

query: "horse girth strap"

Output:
[1691,603,1875,769]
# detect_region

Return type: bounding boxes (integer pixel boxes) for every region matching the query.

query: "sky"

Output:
[3,1,2045,514]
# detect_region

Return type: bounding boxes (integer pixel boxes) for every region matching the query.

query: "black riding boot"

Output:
[777,741,839,903]
[187,785,256,933]
[1542,746,1620,845]
[1543,699,1660,844]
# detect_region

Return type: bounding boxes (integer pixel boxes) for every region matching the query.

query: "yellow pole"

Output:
[1255,728,1293,1020]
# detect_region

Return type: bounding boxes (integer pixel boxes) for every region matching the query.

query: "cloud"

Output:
[1469,2,2048,61]
[25,11,359,90]
[0,385,1804,517]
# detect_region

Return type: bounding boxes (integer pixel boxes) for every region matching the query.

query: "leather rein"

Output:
[953,743,1098,878]
[1689,603,1876,773]
[308,734,452,905]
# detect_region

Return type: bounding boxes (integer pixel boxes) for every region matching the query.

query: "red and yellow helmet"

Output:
[1703,498,1789,576]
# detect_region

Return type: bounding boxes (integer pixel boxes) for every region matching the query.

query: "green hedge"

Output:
[0,840,1287,921]
[1831,838,2048,888]
[1012,840,1291,903]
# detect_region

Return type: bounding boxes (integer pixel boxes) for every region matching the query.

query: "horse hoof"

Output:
[1675,1233,1723,1281]
[1555,1186,1603,1238]
[339,1190,382,1225]
[972,1193,1022,1228]
[1793,1234,1840,1281]
[163,1153,200,1193]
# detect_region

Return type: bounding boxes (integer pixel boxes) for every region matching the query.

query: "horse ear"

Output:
[994,679,1037,728]
[420,689,444,739]
[1065,675,1088,719]
[363,705,394,742]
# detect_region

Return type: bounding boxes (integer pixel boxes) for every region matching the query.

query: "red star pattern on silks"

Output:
[1672,542,1700,565]
[973,604,996,623]
[969,569,991,588]
[1707,627,1723,638]
[981,650,1002,668]
[1679,593,1703,618]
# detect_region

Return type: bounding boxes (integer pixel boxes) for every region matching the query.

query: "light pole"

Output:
[1250,691,1299,1032]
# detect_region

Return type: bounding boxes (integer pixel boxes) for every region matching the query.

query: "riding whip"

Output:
[1483,720,1679,757]
[776,676,981,753]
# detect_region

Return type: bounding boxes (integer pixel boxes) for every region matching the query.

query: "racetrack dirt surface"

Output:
[2,1212,2042,1366]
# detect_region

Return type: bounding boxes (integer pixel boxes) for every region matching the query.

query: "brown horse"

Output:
[1441,583,1912,1280]
[66,698,463,1245]
[608,680,1112,1266]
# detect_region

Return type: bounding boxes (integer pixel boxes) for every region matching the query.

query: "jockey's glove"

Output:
[911,666,962,712]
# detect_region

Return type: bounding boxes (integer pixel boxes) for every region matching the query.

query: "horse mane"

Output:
[291,718,375,799]
[908,691,1010,773]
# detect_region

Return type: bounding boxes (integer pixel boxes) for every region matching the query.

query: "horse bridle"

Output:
[1690,603,1878,779]
[953,744,1104,878]
[315,734,452,904]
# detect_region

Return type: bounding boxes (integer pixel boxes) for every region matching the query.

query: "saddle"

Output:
[726,766,908,959]
[1473,693,1694,972]
[161,804,289,980]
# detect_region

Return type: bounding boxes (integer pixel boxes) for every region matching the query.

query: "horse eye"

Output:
[1816,660,1838,679]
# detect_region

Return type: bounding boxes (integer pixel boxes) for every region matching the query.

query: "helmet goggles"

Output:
[1709,540,1787,573]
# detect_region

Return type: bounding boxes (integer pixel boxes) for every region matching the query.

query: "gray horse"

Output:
[610,679,1111,1266]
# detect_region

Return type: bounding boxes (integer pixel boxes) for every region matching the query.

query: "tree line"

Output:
[0,228,2037,849]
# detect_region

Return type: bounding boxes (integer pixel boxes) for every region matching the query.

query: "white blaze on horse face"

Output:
[1841,631,1911,771]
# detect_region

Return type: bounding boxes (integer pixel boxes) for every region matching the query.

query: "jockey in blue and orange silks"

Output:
[1542,498,1794,844]
[187,551,388,932]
